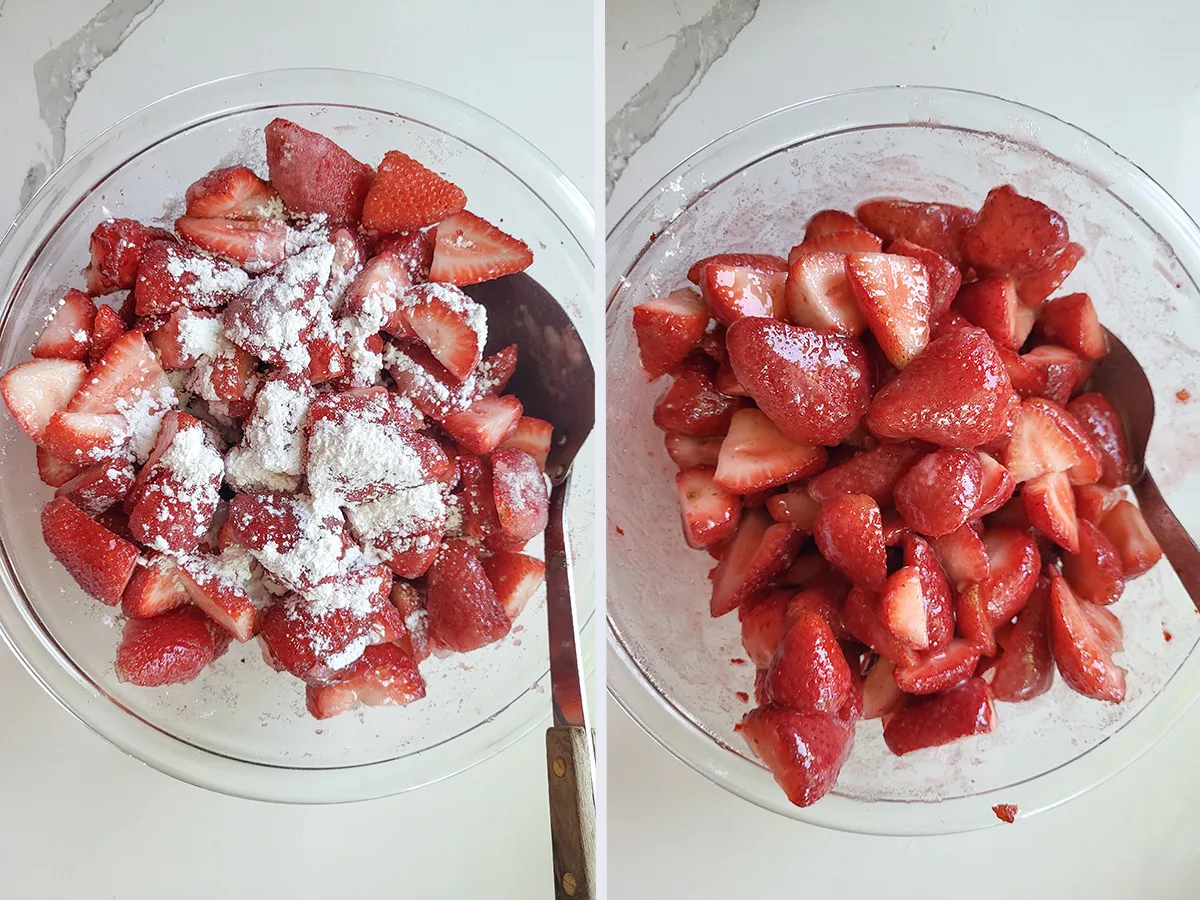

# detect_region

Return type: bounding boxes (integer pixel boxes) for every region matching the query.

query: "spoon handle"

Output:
[546,725,597,899]
[1133,470,1200,610]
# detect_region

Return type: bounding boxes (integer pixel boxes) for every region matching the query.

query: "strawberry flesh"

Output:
[632,288,710,378]
[844,251,931,368]
[714,408,826,494]
[813,493,886,590]
[1048,572,1126,702]
[961,185,1069,274]
[893,448,984,537]
[115,606,218,686]
[764,611,852,713]
[882,677,996,755]
[676,465,741,549]
[740,705,854,807]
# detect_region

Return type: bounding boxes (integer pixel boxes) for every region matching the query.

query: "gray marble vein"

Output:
[21,0,166,206]
[605,0,760,199]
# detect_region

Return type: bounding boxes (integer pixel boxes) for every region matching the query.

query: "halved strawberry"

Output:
[956,581,997,655]
[767,486,821,530]
[1037,293,1107,360]
[807,440,926,504]
[805,210,867,240]
[1,358,87,443]
[893,448,984,537]
[961,185,1069,274]
[361,150,467,233]
[443,394,522,455]
[128,420,223,554]
[427,540,511,651]
[880,566,929,649]
[54,456,135,515]
[133,240,249,317]
[33,290,96,361]
[710,509,802,617]
[675,465,741,549]
[1081,602,1124,654]
[115,606,218,687]
[882,677,996,755]
[399,284,485,380]
[932,523,990,587]
[713,408,826,494]
[953,275,1036,350]
[1066,393,1133,487]
[495,416,553,471]
[174,217,287,274]
[813,493,886,589]
[765,612,852,713]
[1022,471,1079,552]
[264,117,374,224]
[982,526,1041,624]
[305,643,426,719]
[726,318,872,445]
[428,210,533,286]
[377,230,436,284]
[786,581,848,638]
[700,264,786,325]
[686,253,788,284]
[1048,572,1126,702]
[37,447,85,487]
[886,238,962,320]
[1099,500,1163,577]
[664,432,722,469]
[855,199,977,266]
[481,551,546,621]
[122,555,190,619]
[40,412,127,463]
[1016,345,1081,406]
[1003,398,1086,483]
[1074,483,1123,525]
[652,353,744,437]
[741,591,791,667]
[1062,519,1125,604]
[41,498,138,605]
[844,252,931,369]
[89,305,124,366]
[905,534,955,651]
[783,250,866,337]
[788,230,883,262]
[893,638,981,695]
[632,288,710,378]
[491,447,549,546]
[741,705,854,807]
[861,659,905,719]
[1015,242,1085,305]
[842,585,918,667]
[84,219,174,295]
[71,332,172,422]
[185,165,281,220]
[973,452,1016,517]
[149,308,212,369]
[990,575,1054,701]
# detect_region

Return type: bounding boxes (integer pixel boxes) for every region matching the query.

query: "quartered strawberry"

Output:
[842,585,918,667]
[1015,242,1085,306]
[676,465,741,549]
[339,251,413,337]
[1014,345,1081,407]
[843,252,930,369]
[305,643,426,719]
[954,581,996,655]
[893,639,981,695]
[1099,500,1163,577]
[428,210,533,286]
[868,327,1015,447]
[1066,393,1133,487]
[134,240,249,317]
[904,533,955,651]
[37,447,85,487]
[882,677,996,756]
[726,318,872,445]
[443,393,523,454]
[973,452,1016,517]
[264,117,374,224]
[122,555,190,619]
[784,250,866,337]
[741,591,791,667]
[686,253,788,284]
[1062,519,1125,605]
[961,185,1069,274]
[932,522,990,587]
[224,493,350,592]
[41,498,138,604]
[893,448,984,537]
[982,526,1041,624]
[855,198,977,266]
[990,575,1054,702]
[953,275,1036,351]
[491,447,549,546]
[1,358,87,444]
[362,150,467,233]
[710,509,802,617]
[40,412,127,463]
[664,432,722,469]
[1037,293,1107,360]
[497,416,553,471]
[741,705,854,807]
[69,331,172,423]
[1048,572,1126,702]
[805,210,867,240]
[129,420,223,554]
[807,440,926,504]
[886,238,962,320]
[1081,602,1124,654]
[1003,398,1087,483]
[84,218,174,295]
[1074,483,1123,525]
[765,612,852,713]
[880,566,929,649]
[652,353,744,437]
[175,216,287,273]
[813,493,886,589]
[54,456,135,515]
[713,408,826,494]
[481,551,546,621]
[185,165,281,220]
[788,230,883,262]
[375,230,435,284]
[786,581,848,639]
[426,540,511,651]
[33,290,96,361]
[861,659,905,719]
[115,606,218,687]
[767,486,822,530]
[1022,471,1079,552]
[632,288,710,378]
[700,264,786,325]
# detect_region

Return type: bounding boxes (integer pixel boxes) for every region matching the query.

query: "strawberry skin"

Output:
[855,198,977,267]
[264,117,374,224]
[115,606,218,687]
[813,493,886,590]
[687,253,788,284]
[492,447,550,545]
[982,526,1042,624]
[961,185,1070,274]
[1066,393,1133,487]
[764,612,852,714]
[991,575,1055,702]
[33,290,96,361]
[1016,242,1085,305]
[41,498,138,605]
[84,218,174,295]
[807,440,926,504]
[428,210,533,286]
[1036,293,1108,360]
[652,353,745,437]
[184,165,280,220]
[88,306,124,366]
[676,465,741,549]
[362,150,467,233]
[632,288,710,379]
[804,210,867,241]
[741,705,854,807]
[953,275,1036,351]
[1048,572,1126,702]
[893,448,984,537]
[844,252,931,368]
[426,540,511,652]
[1061,519,1125,605]
[882,677,996,755]
[740,591,791,667]
[709,509,802,617]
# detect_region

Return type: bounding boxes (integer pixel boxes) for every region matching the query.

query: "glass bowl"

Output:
[606,86,1200,834]
[0,68,596,803]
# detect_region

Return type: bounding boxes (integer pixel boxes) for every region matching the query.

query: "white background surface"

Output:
[0,1,595,898]
[606,1,1200,897]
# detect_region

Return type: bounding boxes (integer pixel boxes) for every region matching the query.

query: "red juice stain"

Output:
[730,657,747,665]
[615,524,625,536]
[736,691,749,702]
[993,803,1018,823]
[1177,389,1191,403]
[732,722,743,733]
[1164,628,1174,642]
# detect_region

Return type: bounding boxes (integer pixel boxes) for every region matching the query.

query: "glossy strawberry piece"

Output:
[84,218,174,295]
[805,210,868,240]
[1066,393,1133,487]
[893,639,981,695]
[686,253,788,284]
[1022,471,1079,552]
[482,551,546,621]
[115,606,218,687]
[886,238,962,320]
[854,199,977,266]
[982,526,1041,624]
[714,408,826,494]
[990,575,1055,702]
[973,452,1016,517]
[814,493,886,589]
[41,498,138,605]
[265,117,374,224]
[741,591,791,668]
[1003,398,1086,483]
[861,659,904,719]
[492,447,550,546]
[784,250,866,338]
[305,643,427,719]
[807,440,926,504]
[961,185,1069,274]
[1074,483,1123,525]
[664,432,723,469]
[844,252,931,369]
[701,264,786,325]
[764,612,852,714]
[88,305,124,365]
[893,449,984,537]
[904,533,955,651]
[740,705,854,807]
[880,566,929,649]
[1015,242,1085,306]
[953,275,1036,351]
[1099,500,1163,577]
[632,288,711,378]
[361,150,467,233]
[1014,345,1081,406]
[883,677,996,756]
[767,487,822,530]
[1048,572,1126,702]
[1038,293,1107,360]
[789,230,883,262]
[842,585,918,668]
[652,353,744,437]
[932,523,989,588]
[426,540,511,652]
[0,358,87,444]
[443,394,523,455]
[1061,519,1125,605]
[785,581,848,639]
[710,509,802,617]
[676,465,741,549]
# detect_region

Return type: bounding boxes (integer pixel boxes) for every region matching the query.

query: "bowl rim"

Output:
[606,83,1200,834]
[0,67,596,803]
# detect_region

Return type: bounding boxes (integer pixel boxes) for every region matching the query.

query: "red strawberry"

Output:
[40,412,127,463]
[1066,393,1132,487]
[84,218,174,295]
[305,643,426,719]
[882,677,996,755]
[400,283,484,380]
[122,556,190,619]
[893,449,984,537]
[481,551,546,621]
[264,117,374,224]
[765,612,852,713]
[676,465,741,549]
[185,165,281,220]
[41,498,138,604]
[740,591,791,667]
[37,447,85,487]
[361,150,467,233]
[54,457,135,515]
[1099,500,1163,577]
[805,210,867,240]
[1022,471,1080,552]
[710,509,802,617]
[1037,293,1108,360]
[843,252,931,368]
[886,238,962,320]
[974,452,1016,517]
[687,253,788,284]
[813,493,886,589]
[880,566,929,649]
[786,581,848,638]
[89,304,125,364]
[990,575,1055,702]
[807,440,926,504]
[767,486,822,530]
[115,606,218,686]
[932,523,990,587]
[632,289,710,378]
[904,533,955,650]
[33,290,96,361]
[788,230,883,262]
[428,210,533,286]
[427,540,511,651]
[784,250,866,337]
[842,585,918,667]
[70,332,172,421]
[456,454,501,542]
[652,353,744,437]
[174,216,287,273]
[930,309,972,338]
[1,358,87,443]
[868,327,1014,447]
[1016,345,1081,406]
[855,199,977,266]
[149,309,211,369]
[953,275,1036,351]
[713,408,826,494]
[1048,572,1126,702]
[893,639,981,695]
[982,526,1041,624]
[961,185,1069,274]
[700,264,786,325]
[340,251,414,336]
[664,432,722,469]
[1015,241,1085,306]
[443,394,523,455]
[492,447,549,546]
[376,230,435,284]
[954,581,996,655]
[499,416,553,471]
[862,659,905,719]
[1062,519,1125,605]
[224,493,350,592]
[1003,398,1087,483]
[1081,602,1124,654]
[128,420,222,554]
[176,553,259,641]
[740,705,854,807]
[133,240,248,317]
[1074,483,1123,525]
[726,318,872,445]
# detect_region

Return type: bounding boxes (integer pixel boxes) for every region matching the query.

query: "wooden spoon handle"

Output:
[1134,470,1200,610]
[546,726,596,900]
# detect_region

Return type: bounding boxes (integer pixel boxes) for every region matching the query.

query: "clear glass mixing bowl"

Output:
[0,68,596,802]
[607,86,1200,834]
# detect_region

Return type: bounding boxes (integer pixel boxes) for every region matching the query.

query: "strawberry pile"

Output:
[633,187,1165,807]
[3,118,553,721]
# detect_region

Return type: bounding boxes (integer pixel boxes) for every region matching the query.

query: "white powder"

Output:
[322,634,371,672]
[400,282,488,356]
[345,482,447,547]
[306,417,428,506]
[176,312,230,360]
[225,447,302,493]
[444,494,464,537]
[156,423,224,491]
[163,244,250,305]
[285,216,331,254]
[303,566,387,617]
[338,313,384,386]
[251,495,346,591]
[241,378,311,477]
[113,383,178,462]
[72,330,88,343]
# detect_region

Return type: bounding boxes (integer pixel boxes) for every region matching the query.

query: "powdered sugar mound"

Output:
[338,314,383,386]
[346,483,447,551]
[303,566,388,618]
[253,495,347,592]
[239,378,312,478]
[163,244,250,305]
[158,423,224,490]
[177,312,230,360]
[225,446,302,493]
[114,383,178,462]
[306,416,429,506]
[322,634,372,672]
[285,216,331,254]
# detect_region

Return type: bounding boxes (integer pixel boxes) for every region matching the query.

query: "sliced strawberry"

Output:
[982,526,1041,624]
[788,230,883,262]
[84,218,174,295]
[713,408,825,494]
[813,493,886,589]
[893,448,984,537]
[805,210,867,240]
[264,117,374,224]
[961,185,1069,274]
[54,456,135,515]
[1022,471,1079,552]
[305,643,426,719]
[1099,500,1163,577]
[882,677,996,755]
[700,264,786,325]
[1015,242,1085,305]
[37,447,85,487]
[973,452,1016,517]
[339,251,414,336]
[955,580,996,654]
[710,509,802,617]
[491,447,549,545]
[1,358,87,443]
[115,606,218,686]
[726,318,872,445]
[767,486,821,530]
[70,332,172,423]
[428,210,533,286]
[807,440,926,504]
[122,555,190,619]
[989,575,1054,701]
[652,353,744,437]
[932,523,990,588]
[880,566,929,649]
[855,199,977,266]
[868,327,1015,447]
[861,659,905,719]
[953,275,1036,351]
[842,585,918,667]
[1003,398,1085,483]
[89,305,125,366]
[133,240,249,317]
[32,290,96,361]
[663,432,722,469]
[361,150,467,233]
[400,283,487,379]
[1074,483,1123,525]
[1037,293,1107,360]
[930,309,972,338]
[148,309,210,369]
[1066,393,1133,487]
[185,165,281,220]
[1062,519,1125,605]
[376,230,435,284]
[481,551,545,621]
[426,540,511,651]
[1048,572,1126,702]
[904,534,955,651]
[174,216,287,274]
[224,493,350,592]
[1016,345,1081,406]
[886,238,962,320]
[41,498,138,604]
[495,416,553,471]
[631,288,710,378]
[843,252,931,369]
[128,419,223,554]
[40,412,127,463]
[783,250,866,337]
[893,638,981,695]
[787,580,848,637]
[675,465,741,549]
[686,253,788,284]
[1081,602,1124,654]
[765,612,852,713]
[443,394,522,455]
[741,591,791,667]
[741,705,854,807]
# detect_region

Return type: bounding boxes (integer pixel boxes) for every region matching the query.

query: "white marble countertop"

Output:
[0,2,593,897]
[606,1,1200,897]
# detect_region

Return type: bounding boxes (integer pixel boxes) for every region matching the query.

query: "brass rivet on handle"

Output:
[553,756,567,778]
[562,873,577,896]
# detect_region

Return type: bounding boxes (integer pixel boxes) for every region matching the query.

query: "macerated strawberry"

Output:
[1062,519,1125,605]
[855,198,977,266]
[717,362,749,397]
[741,705,854,807]
[990,575,1055,701]
[765,612,852,713]
[713,408,826,494]
[961,185,1069,274]
[1048,572,1126,702]
[973,452,1016,517]
[265,117,374,224]
[767,486,821,530]
[676,465,742,549]
[861,659,905,719]
[932,523,990,587]
[904,533,955,651]
[33,290,96,362]
[741,591,791,667]
[305,643,427,719]
[807,440,926,504]
[481,551,545,621]
[185,165,281,220]
[1066,393,1133,487]
[1037,293,1107,360]
[982,526,1041,624]
[1003,398,1086,483]
[37,447,85,487]
[1015,345,1081,406]
[1098,500,1163,577]
[443,394,523,455]
[87,302,124,363]
[632,288,710,378]
[361,150,467,233]
[42,498,138,605]
[1074,483,1124,525]
[710,509,802,617]
[893,449,984,537]
[428,210,533,286]
[813,493,886,589]
[54,456,135,515]
[784,250,866,337]
[491,447,549,546]
[893,638,981,695]
[122,555,190,619]
[175,216,287,274]
[886,238,962,320]
[1016,242,1085,306]
[786,581,848,638]
[953,275,1036,351]
[842,585,918,667]
[844,252,931,369]
[115,606,218,687]
[686,253,788,284]
[726,318,872,445]
[789,230,883,263]
[700,263,786,325]
[805,210,867,241]
[1023,471,1080,552]
[882,677,996,755]
[880,566,929,649]
[1,358,87,444]
[498,416,553,471]
[652,353,744,437]
[427,540,511,652]
[84,218,174,295]
[664,432,723,469]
